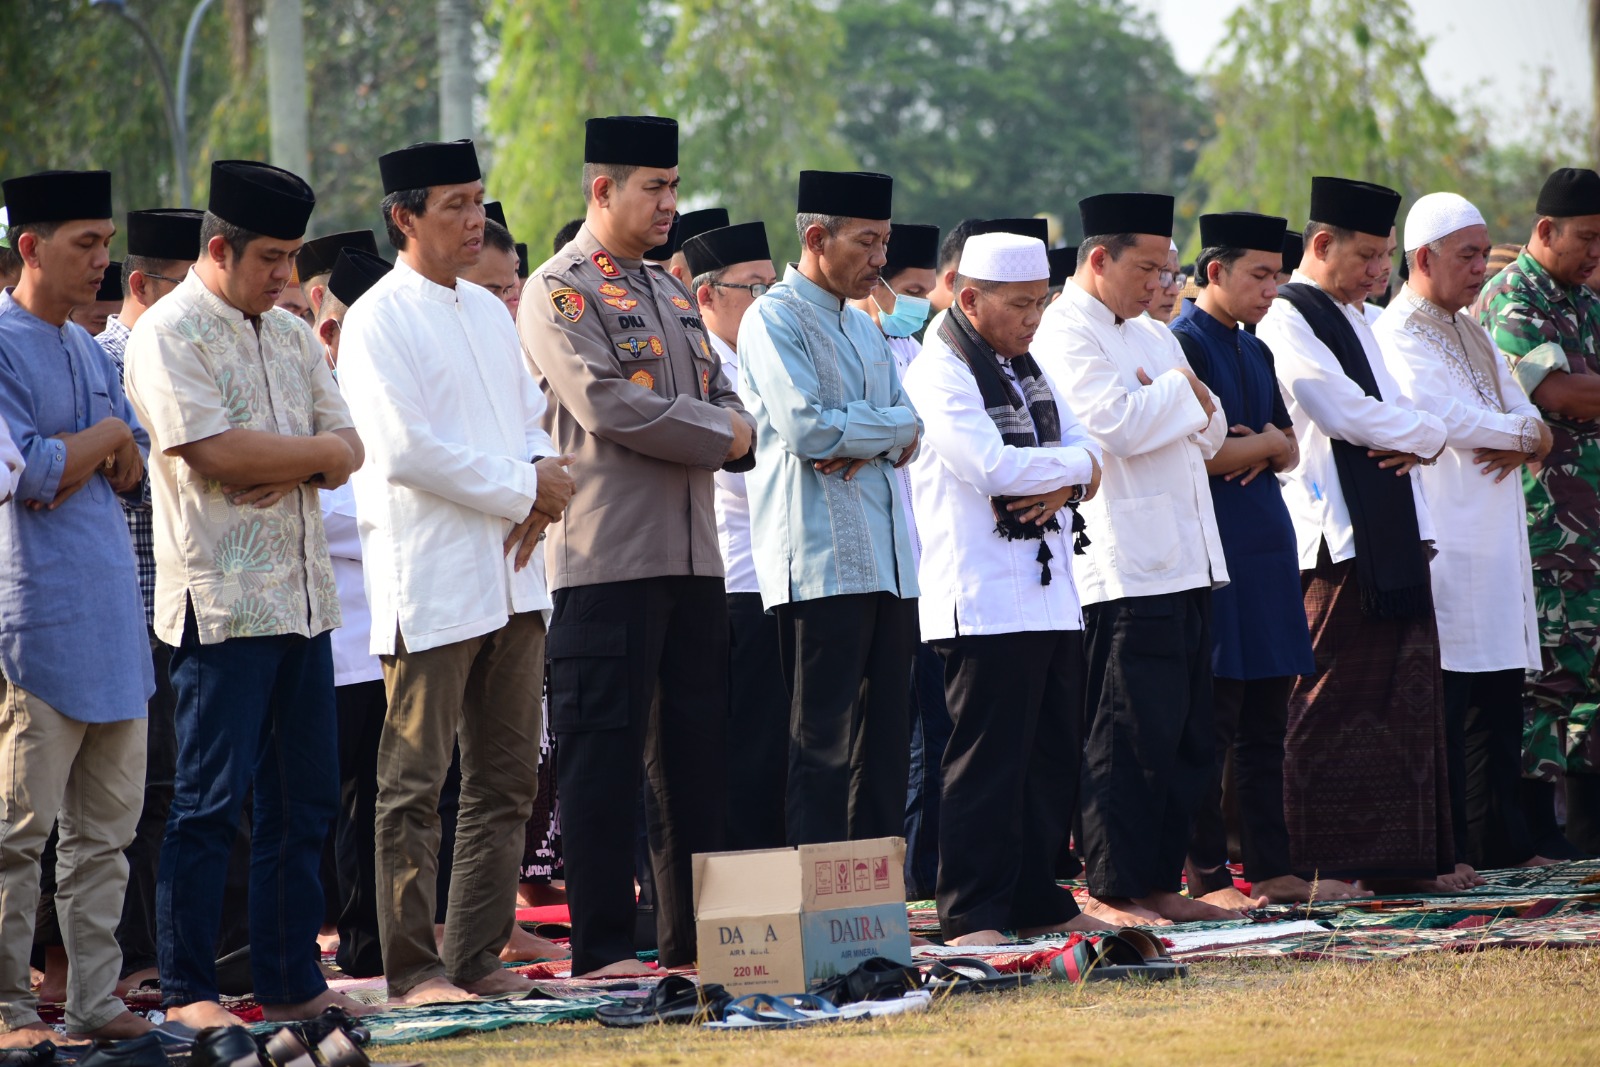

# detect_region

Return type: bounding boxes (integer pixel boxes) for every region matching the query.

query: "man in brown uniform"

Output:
[517,115,755,978]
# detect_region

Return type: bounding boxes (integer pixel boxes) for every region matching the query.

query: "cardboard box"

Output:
[693,837,912,999]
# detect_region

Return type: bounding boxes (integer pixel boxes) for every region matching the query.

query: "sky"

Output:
[1134,0,1593,145]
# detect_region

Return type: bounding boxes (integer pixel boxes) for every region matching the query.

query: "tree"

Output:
[661,0,853,265]
[831,0,1201,245]
[484,0,660,258]
[1187,0,1466,248]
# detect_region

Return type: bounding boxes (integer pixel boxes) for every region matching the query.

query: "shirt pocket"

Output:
[1106,491,1181,576]
[867,359,893,407]
[546,622,630,732]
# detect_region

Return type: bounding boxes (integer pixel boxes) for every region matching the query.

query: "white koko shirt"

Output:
[1033,280,1229,605]
[1256,271,1446,570]
[337,260,556,655]
[903,327,1099,639]
[1373,287,1542,672]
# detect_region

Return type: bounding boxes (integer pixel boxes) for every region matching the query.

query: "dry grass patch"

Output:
[391,949,1600,1067]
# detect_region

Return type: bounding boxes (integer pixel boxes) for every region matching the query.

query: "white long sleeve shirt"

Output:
[337,260,556,654]
[1033,280,1229,605]
[1373,288,1541,672]
[904,328,1100,638]
[710,332,759,595]
[320,482,382,686]
[1256,271,1446,569]
[0,415,20,501]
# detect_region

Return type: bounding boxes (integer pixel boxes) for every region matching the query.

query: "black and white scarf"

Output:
[939,305,1089,585]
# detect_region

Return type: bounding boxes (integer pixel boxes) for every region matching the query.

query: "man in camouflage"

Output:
[1474,166,1600,854]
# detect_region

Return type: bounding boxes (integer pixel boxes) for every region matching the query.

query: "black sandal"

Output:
[594,976,732,1028]
[811,957,922,1006]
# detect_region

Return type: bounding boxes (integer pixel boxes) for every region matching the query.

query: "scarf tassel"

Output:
[1036,540,1053,586]
[1068,502,1090,555]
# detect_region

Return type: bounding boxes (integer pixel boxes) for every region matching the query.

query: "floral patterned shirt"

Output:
[125,269,350,646]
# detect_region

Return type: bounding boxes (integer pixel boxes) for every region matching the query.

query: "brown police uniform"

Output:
[517,222,755,973]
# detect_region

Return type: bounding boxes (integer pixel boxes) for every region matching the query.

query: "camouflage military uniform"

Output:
[1474,249,1600,778]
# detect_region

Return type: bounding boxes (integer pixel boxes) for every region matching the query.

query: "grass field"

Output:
[387,949,1600,1066]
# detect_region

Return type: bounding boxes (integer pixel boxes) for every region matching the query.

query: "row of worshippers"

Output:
[0,111,1589,1047]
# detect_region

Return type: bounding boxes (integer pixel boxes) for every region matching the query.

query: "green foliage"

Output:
[484,0,661,261]
[1188,0,1469,250]
[832,0,1202,245]
[663,0,852,266]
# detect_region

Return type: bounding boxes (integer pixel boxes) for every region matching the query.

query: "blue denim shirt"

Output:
[0,289,153,722]
[737,265,921,609]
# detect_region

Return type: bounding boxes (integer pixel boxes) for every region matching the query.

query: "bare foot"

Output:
[316,928,341,955]
[115,966,160,997]
[576,958,655,979]
[909,935,935,947]
[1084,896,1170,927]
[1,1022,88,1049]
[1134,890,1248,922]
[35,947,67,1004]
[69,1009,154,1041]
[166,1000,247,1030]
[499,923,571,963]
[459,969,535,996]
[261,989,375,1022]
[1441,863,1487,890]
[516,882,567,909]
[1020,914,1120,935]
[1250,874,1369,903]
[948,929,1009,947]
[1517,855,1559,868]
[388,976,478,1007]
[1355,876,1453,895]
[1197,886,1268,911]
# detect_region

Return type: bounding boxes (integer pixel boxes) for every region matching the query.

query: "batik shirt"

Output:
[98,313,157,628]
[125,270,349,647]
[1474,249,1600,571]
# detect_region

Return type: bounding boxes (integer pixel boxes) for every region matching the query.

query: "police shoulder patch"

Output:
[550,288,585,323]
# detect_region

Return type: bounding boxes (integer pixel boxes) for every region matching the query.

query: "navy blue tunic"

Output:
[1170,302,1313,680]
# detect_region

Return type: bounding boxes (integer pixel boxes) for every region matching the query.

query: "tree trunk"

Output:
[438,0,475,141]
[265,0,309,180]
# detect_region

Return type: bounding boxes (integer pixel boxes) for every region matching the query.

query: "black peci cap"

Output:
[327,248,393,307]
[1198,211,1288,254]
[797,171,893,221]
[1078,192,1174,239]
[295,229,379,282]
[208,161,315,241]
[379,139,481,195]
[2,169,113,225]
[977,217,1049,245]
[126,208,204,261]
[1307,177,1400,238]
[1536,167,1600,218]
[585,116,678,169]
[681,221,772,279]
[884,223,941,279]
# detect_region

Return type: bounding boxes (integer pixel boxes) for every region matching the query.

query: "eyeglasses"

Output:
[481,284,519,299]
[141,271,186,287]
[712,281,771,298]
[1158,270,1180,289]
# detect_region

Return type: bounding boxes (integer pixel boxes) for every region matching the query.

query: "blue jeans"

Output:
[904,643,952,900]
[156,608,337,1007]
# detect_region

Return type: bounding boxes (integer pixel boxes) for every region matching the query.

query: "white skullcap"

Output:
[958,232,1049,283]
[1404,192,1486,252]
[1170,239,1179,253]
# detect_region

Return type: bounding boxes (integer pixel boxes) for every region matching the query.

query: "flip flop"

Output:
[917,957,1037,995]
[703,993,839,1030]
[811,957,922,1006]
[1051,933,1188,982]
[594,975,730,1028]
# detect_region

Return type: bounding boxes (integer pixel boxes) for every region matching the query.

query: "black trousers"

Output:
[1443,668,1538,868]
[904,643,953,900]
[722,592,789,851]
[1185,675,1295,893]
[1082,589,1213,899]
[551,576,728,973]
[114,635,177,977]
[933,630,1083,937]
[330,678,386,977]
[775,592,918,846]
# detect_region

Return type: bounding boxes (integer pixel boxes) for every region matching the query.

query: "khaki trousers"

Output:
[0,681,144,1033]
[375,612,545,996]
